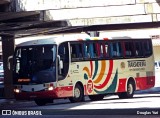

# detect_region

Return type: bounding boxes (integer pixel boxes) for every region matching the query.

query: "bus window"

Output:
[70,43,83,61]
[116,42,122,57]
[42,46,54,70]
[89,43,94,58]
[92,43,98,58]
[110,42,123,58]
[83,43,90,59]
[97,43,105,58]
[104,43,109,58]
[143,40,152,57]
[124,41,134,58]
[113,42,117,57]
[96,43,101,57]
[135,41,143,57]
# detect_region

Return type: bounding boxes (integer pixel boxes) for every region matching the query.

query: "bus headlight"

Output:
[14,88,21,93]
[45,83,55,91]
[48,86,54,91]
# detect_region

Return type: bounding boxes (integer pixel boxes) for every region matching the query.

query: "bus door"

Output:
[69,42,83,84]
[58,42,69,80]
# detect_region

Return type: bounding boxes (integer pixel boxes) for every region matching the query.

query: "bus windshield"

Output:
[13,45,57,84]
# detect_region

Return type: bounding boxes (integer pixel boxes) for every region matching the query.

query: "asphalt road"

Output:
[0,94,160,117]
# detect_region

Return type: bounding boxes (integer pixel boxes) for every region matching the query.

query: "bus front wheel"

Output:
[69,84,84,103]
[118,80,135,99]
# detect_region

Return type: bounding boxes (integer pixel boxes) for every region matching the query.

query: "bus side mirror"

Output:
[60,60,63,69]
[57,55,63,74]
[8,55,13,70]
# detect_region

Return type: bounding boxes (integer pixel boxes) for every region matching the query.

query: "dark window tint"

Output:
[135,41,143,57]
[110,42,123,58]
[124,42,134,57]
[70,43,83,61]
[143,40,152,57]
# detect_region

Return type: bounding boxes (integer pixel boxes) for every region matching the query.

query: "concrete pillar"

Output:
[1,34,15,99]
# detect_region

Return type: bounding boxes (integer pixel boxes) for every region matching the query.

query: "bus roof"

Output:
[16,35,151,47]
[17,38,57,47]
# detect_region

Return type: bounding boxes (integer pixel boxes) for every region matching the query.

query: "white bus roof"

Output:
[16,35,152,47]
[17,38,57,47]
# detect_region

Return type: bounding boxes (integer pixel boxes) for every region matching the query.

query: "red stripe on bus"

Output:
[55,86,73,97]
[117,78,127,92]
[15,86,74,100]
[135,76,155,90]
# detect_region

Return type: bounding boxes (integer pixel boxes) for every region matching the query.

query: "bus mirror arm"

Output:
[8,55,13,70]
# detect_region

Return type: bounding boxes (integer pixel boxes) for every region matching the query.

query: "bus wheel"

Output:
[118,80,135,99]
[89,94,104,101]
[69,84,84,103]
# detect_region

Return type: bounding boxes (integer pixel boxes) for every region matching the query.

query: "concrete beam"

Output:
[70,14,152,26]
[15,0,136,11]
[44,4,145,20]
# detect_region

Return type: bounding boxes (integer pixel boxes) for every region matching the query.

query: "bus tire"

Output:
[69,84,84,103]
[118,80,135,99]
[89,94,104,101]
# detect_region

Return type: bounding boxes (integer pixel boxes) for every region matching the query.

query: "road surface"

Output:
[0,93,160,117]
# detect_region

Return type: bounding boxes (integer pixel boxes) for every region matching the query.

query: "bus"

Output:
[13,37,155,106]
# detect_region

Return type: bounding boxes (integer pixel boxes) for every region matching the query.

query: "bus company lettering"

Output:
[128,60,146,68]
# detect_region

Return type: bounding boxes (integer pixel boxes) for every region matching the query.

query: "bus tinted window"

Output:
[124,42,134,57]
[135,41,143,57]
[83,43,90,59]
[97,43,109,58]
[70,43,83,61]
[70,39,152,61]
[92,43,98,58]
[104,43,109,58]
[110,42,122,58]
[143,40,152,57]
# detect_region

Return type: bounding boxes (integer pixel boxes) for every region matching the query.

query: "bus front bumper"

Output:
[14,90,58,100]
